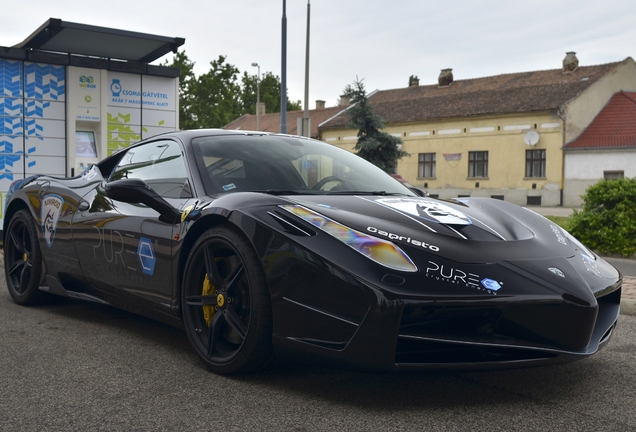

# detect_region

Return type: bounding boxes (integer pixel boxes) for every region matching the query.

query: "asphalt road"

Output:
[604,257,636,277]
[1,278,635,431]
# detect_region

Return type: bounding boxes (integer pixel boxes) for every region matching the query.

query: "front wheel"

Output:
[181,225,274,374]
[4,209,47,305]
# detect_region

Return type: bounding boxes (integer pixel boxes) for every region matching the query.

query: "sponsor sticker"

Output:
[549,224,567,245]
[137,237,157,276]
[549,267,566,278]
[41,194,64,247]
[581,253,602,277]
[375,197,471,225]
[424,260,502,294]
[366,226,440,252]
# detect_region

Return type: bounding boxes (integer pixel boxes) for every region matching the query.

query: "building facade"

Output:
[563,91,636,206]
[319,54,636,206]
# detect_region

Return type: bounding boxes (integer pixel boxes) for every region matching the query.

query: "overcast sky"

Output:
[2,0,635,109]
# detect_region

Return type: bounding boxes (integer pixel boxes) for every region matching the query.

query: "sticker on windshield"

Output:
[375,198,471,225]
[223,183,236,191]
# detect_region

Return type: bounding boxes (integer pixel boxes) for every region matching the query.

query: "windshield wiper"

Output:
[325,191,409,196]
[253,189,307,195]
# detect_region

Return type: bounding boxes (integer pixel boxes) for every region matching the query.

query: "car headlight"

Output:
[280,205,417,272]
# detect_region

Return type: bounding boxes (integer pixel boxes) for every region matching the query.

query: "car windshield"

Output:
[191,134,416,196]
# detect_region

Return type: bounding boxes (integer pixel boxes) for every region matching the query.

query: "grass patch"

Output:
[544,215,572,231]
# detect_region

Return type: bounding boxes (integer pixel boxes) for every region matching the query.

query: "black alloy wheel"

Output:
[4,209,47,305]
[181,225,274,374]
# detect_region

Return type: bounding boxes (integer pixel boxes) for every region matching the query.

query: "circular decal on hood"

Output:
[375,198,471,226]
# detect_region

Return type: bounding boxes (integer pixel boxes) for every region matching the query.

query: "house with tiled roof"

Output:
[563,91,636,206]
[319,53,636,206]
[223,100,345,139]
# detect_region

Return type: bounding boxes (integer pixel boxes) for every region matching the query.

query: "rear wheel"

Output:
[181,225,274,374]
[4,209,47,305]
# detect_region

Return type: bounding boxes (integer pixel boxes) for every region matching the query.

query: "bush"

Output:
[568,177,636,257]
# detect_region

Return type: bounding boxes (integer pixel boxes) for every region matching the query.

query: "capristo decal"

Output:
[41,194,64,247]
[424,260,502,294]
[375,198,471,225]
[366,226,440,252]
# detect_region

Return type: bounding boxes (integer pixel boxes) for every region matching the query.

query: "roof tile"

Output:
[223,105,345,138]
[564,91,636,149]
[321,61,625,128]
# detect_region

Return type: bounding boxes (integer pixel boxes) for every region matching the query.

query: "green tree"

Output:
[240,71,301,114]
[189,55,241,128]
[569,177,636,256]
[342,78,409,173]
[162,51,197,129]
[164,51,301,129]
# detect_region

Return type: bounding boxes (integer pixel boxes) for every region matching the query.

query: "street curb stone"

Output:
[621,276,636,316]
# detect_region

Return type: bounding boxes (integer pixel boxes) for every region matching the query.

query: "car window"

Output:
[192,135,415,196]
[109,140,190,198]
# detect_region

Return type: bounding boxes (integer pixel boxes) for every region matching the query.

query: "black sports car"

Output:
[3,130,622,374]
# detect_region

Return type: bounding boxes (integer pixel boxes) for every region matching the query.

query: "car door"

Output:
[72,139,193,312]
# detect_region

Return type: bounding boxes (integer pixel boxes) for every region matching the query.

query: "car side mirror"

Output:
[103,178,181,224]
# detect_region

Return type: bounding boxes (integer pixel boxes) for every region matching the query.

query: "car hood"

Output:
[280,195,604,266]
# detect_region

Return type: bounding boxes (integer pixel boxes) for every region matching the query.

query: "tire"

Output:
[181,225,274,374]
[4,209,47,305]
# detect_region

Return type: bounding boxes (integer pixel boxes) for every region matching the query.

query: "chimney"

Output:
[409,75,420,87]
[563,52,579,74]
[339,95,350,106]
[438,69,453,87]
[257,102,266,116]
[315,100,325,110]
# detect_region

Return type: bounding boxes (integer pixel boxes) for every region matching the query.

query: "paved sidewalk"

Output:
[622,276,636,316]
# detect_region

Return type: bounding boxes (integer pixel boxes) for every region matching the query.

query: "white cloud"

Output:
[1,0,634,113]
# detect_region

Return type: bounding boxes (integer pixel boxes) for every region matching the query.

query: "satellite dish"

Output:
[524,130,540,146]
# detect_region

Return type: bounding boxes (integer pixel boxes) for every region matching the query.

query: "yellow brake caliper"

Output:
[202,274,215,327]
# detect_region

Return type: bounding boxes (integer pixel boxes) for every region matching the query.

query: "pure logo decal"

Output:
[425,260,502,294]
[375,198,471,225]
[41,194,64,247]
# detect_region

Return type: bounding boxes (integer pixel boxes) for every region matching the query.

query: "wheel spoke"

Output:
[19,265,31,293]
[222,263,245,292]
[7,259,25,278]
[207,311,225,356]
[203,245,222,286]
[9,226,26,254]
[224,307,247,341]
[185,295,218,306]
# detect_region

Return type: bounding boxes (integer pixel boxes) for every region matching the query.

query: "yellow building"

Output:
[318,54,636,206]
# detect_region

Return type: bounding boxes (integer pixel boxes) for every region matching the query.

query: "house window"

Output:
[418,153,436,178]
[525,149,546,178]
[468,151,488,177]
[604,171,624,180]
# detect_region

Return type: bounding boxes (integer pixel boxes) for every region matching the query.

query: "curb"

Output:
[620,276,636,317]
[622,299,636,316]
